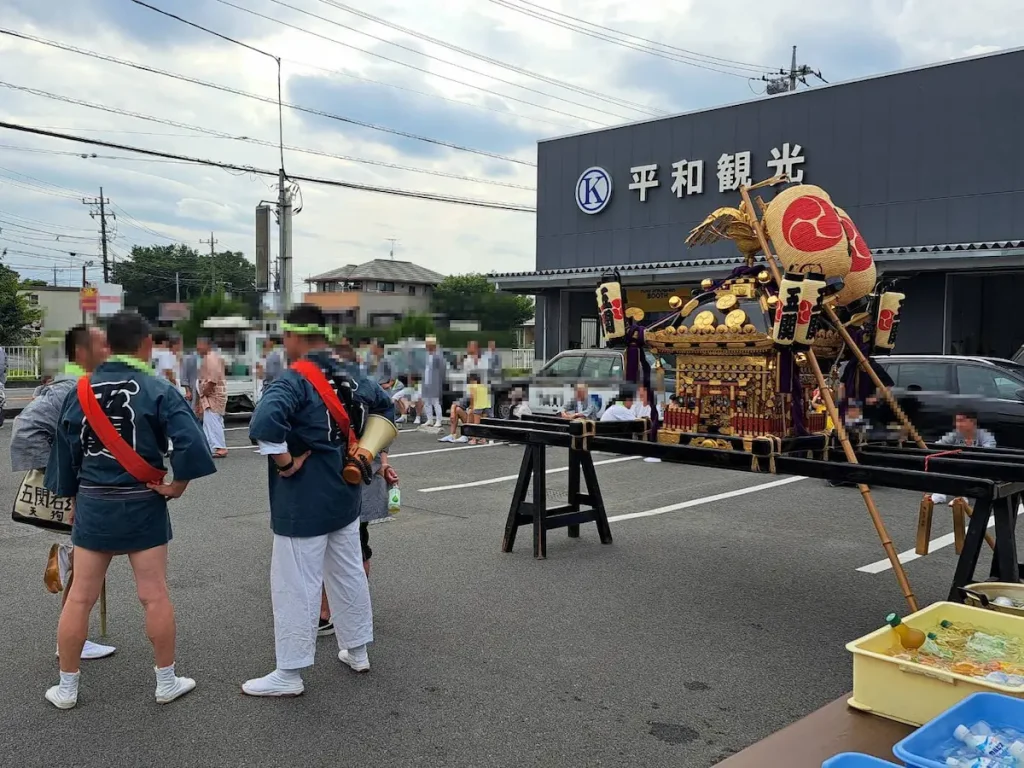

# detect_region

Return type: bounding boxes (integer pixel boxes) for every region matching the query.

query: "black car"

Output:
[866,355,1024,448]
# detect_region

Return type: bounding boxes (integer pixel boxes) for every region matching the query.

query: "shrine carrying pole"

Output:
[738,180,919,612]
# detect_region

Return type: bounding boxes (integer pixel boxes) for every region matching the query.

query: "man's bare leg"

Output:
[56,548,116,660]
[128,545,195,704]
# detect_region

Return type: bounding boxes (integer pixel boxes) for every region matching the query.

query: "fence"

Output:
[4,346,41,379]
[509,348,535,371]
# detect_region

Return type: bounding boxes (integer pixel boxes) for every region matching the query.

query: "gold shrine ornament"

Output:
[693,310,716,329]
[715,294,738,311]
[725,309,747,329]
[668,295,683,309]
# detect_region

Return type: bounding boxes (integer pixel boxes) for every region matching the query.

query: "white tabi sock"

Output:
[154,663,196,704]
[338,644,370,672]
[241,668,304,697]
[45,670,80,710]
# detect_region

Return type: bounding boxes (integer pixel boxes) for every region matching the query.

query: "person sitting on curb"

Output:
[924,410,996,507]
[559,383,597,421]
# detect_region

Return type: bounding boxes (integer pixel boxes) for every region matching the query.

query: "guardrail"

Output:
[4,345,40,379]
[509,347,535,370]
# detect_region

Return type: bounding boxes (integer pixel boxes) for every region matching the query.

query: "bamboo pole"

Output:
[738,184,783,286]
[805,349,919,611]
[821,303,996,552]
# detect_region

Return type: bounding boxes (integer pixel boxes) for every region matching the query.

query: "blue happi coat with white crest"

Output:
[249,349,394,538]
[44,356,217,551]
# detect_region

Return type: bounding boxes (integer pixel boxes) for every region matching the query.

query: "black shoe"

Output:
[318,618,335,637]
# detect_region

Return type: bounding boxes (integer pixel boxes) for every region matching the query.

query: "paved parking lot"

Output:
[0,419,1000,767]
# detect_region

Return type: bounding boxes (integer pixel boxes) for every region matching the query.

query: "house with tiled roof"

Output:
[303,258,445,328]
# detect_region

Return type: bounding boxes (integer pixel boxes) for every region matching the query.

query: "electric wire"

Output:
[0,30,536,169]
[0,122,537,213]
[309,0,667,115]
[212,0,634,122]
[486,0,780,76]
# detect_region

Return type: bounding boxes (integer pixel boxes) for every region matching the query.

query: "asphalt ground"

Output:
[0,418,1009,768]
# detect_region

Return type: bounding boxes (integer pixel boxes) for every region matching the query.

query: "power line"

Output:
[310,0,668,116]
[487,0,779,75]
[0,122,537,213]
[0,30,535,169]
[212,0,634,122]
[0,141,213,165]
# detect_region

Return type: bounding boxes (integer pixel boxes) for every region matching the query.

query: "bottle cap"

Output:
[954,725,970,741]
[941,620,953,628]
[927,633,938,640]
[886,613,900,627]
[1010,741,1024,757]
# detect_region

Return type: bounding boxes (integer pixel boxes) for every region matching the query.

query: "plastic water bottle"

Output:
[954,724,1024,761]
[946,758,1014,768]
[387,486,401,515]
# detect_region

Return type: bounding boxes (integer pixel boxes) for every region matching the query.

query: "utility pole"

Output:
[52,265,57,286]
[175,271,180,303]
[278,169,293,312]
[200,232,218,294]
[82,187,113,281]
[386,238,398,260]
[764,46,826,95]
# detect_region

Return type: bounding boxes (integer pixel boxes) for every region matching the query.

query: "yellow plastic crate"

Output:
[847,601,1024,726]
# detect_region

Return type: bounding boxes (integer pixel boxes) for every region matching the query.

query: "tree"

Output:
[19,278,48,287]
[0,264,43,345]
[175,292,250,345]
[110,244,258,320]
[430,274,534,331]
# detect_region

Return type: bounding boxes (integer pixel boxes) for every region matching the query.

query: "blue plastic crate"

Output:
[822,754,900,767]
[894,692,1024,768]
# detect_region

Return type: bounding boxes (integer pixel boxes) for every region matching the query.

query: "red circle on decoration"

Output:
[781,195,844,253]
[797,299,812,325]
[611,297,623,320]
[877,308,894,331]
[838,213,873,273]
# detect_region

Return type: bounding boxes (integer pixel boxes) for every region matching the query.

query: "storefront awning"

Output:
[490,241,1024,292]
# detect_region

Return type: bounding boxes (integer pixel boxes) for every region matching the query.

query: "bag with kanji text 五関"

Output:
[11,469,74,533]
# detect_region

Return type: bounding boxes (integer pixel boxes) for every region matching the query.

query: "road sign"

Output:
[96,283,123,317]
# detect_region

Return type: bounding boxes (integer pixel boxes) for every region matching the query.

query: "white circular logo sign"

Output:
[575,166,612,214]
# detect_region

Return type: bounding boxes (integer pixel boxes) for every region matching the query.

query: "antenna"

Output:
[386,237,399,260]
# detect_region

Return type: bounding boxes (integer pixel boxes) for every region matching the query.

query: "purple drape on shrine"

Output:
[624,322,660,438]
[839,327,877,420]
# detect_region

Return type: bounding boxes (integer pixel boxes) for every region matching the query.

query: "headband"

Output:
[281,322,335,340]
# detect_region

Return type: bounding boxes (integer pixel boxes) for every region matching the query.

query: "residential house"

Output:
[18,286,82,335]
[303,259,445,328]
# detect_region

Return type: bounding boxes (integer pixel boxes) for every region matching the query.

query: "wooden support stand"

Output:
[502,441,613,559]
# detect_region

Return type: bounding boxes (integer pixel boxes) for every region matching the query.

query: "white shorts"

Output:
[392,389,420,403]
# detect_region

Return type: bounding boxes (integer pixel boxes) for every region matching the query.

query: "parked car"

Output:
[491,348,675,420]
[864,355,1024,448]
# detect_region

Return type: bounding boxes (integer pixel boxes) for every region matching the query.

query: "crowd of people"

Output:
[9,304,398,708]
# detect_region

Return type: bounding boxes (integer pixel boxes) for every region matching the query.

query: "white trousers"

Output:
[271,520,373,670]
[423,398,442,422]
[203,410,226,450]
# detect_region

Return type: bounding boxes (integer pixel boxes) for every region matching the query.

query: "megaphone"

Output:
[343,414,399,485]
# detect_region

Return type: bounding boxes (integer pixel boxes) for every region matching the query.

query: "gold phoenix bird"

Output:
[685,202,762,261]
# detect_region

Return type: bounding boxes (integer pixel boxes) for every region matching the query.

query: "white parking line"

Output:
[418,456,639,493]
[608,476,806,522]
[390,442,507,459]
[857,502,1024,574]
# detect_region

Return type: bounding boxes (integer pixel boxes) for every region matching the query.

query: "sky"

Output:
[0,0,1018,298]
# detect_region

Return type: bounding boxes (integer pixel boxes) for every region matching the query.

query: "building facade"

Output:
[19,286,83,335]
[303,258,445,328]
[492,48,1024,361]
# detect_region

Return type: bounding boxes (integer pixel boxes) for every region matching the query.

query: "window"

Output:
[27,293,39,306]
[894,362,950,392]
[539,354,583,378]
[957,365,1024,399]
[376,281,395,293]
[579,353,617,379]
[408,284,416,296]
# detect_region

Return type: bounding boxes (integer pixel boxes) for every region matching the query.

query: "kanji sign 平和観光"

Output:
[580,144,807,208]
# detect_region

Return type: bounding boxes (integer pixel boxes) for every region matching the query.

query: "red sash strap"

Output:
[290,360,356,448]
[76,376,165,485]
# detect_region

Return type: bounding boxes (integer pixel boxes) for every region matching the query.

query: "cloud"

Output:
[0,0,1020,294]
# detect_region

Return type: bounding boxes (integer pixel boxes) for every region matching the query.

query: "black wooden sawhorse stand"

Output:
[504,441,612,558]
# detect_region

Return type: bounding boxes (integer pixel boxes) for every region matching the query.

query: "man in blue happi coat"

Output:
[243,304,394,697]
[43,311,217,710]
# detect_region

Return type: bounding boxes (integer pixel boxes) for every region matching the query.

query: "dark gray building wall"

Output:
[886,272,946,355]
[536,49,1024,272]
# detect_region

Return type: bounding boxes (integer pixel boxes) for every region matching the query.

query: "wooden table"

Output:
[713,697,913,767]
